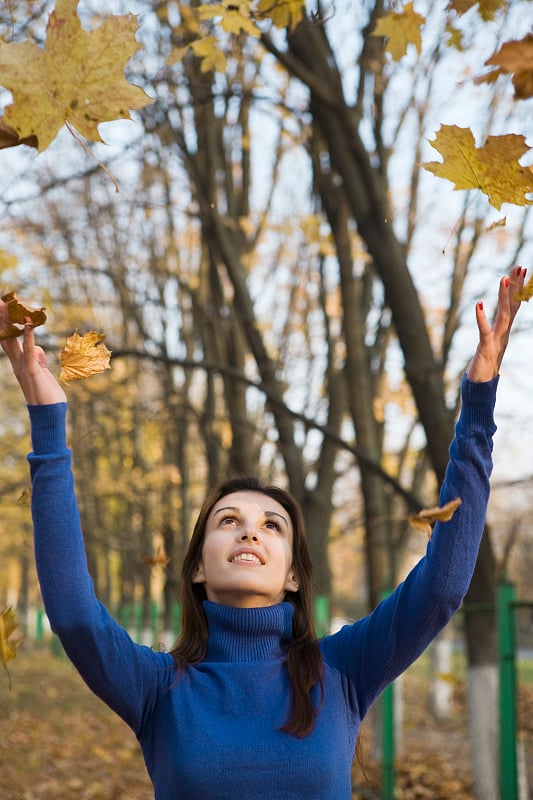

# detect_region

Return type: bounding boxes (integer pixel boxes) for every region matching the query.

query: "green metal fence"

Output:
[33,585,529,798]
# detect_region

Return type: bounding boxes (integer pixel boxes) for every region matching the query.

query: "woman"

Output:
[0,267,525,799]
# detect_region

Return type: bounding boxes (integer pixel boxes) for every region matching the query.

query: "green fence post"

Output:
[36,608,45,644]
[497,582,518,800]
[171,603,181,638]
[379,589,395,800]
[314,595,330,638]
[381,680,395,800]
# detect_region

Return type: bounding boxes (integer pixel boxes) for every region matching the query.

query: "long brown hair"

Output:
[170,476,324,737]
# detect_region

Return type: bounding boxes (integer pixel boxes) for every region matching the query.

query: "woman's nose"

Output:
[240,529,259,542]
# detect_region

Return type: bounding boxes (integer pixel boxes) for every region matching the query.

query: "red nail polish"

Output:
[504,278,510,287]
[478,302,484,311]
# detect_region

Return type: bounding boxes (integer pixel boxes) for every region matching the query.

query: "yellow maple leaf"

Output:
[255,0,305,31]
[445,22,464,52]
[198,2,260,37]
[446,0,505,20]
[60,330,112,383]
[0,291,47,341]
[0,606,22,689]
[0,119,38,151]
[482,34,533,100]
[422,125,533,210]
[0,0,151,152]
[371,2,425,61]
[514,273,533,302]
[167,36,227,74]
[192,36,228,73]
[408,498,462,539]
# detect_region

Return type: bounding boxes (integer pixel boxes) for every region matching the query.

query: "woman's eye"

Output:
[265,521,280,531]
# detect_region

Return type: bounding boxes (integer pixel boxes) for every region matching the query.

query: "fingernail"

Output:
[478,302,484,311]
[504,278,510,287]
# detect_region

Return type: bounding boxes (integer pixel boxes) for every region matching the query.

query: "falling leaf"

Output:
[480,34,533,100]
[198,2,260,37]
[485,216,506,232]
[0,0,152,152]
[0,292,47,341]
[446,0,506,20]
[256,0,305,31]
[371,3,425,61]
[167,36,227,74]
[16,487,32,505]
[59,330,112,383]
[514,273,533,302]
[422,125,533,210]
[0,606,22,689]
[408,497,462,539]
[445,22,464,52]
[0,119,38,151]
[142,546,171,567]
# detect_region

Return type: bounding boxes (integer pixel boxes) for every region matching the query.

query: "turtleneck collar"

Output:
[203,600,294,663]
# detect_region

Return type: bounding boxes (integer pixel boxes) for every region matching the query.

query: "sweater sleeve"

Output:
[320,374,497,719]
[27,403,170,736]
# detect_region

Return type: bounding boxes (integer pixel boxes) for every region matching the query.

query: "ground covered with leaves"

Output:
[0,648,151,800]
[2,646,533,799]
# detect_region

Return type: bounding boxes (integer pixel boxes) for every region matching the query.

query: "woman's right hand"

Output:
[1,300,67,405]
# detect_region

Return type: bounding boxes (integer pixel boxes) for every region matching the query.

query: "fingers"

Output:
[467,266,526,382]
[22,320,36,361]
[474,300,489,336]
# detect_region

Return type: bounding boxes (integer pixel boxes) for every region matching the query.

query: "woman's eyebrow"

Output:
[265,510,289,527]
[213,506,239,519]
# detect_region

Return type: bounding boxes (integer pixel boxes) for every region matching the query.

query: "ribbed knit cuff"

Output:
[460,373,498,429]
[28,403,68,454]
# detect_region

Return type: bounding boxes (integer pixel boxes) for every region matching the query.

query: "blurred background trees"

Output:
[1,1,532,796]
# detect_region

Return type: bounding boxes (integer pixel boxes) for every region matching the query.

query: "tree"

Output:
[1,2,532,797]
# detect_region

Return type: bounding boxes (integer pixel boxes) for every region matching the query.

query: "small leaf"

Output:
[408,498,462,539]
[256,0,305,31]
[0,606,23,689]
[0,291,47,341]
[0,119,38,150]
[486,216,506,232]
[191,36,227,73]
[371,3,425,61]
[446,0,506,20]
[482,34,533,100]
[142,546,171,567]
[60,330,112,383]
[198,3,260,37]
[17,487,32,505]
[514,274,533,302]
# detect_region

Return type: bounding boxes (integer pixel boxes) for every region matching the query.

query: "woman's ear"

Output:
[284,571,299,593]
[192,561,206,584]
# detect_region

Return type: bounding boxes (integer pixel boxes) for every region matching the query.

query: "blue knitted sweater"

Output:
[28,375,497,800]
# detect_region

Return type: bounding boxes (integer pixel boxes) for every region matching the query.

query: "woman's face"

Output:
[192,490,299,608]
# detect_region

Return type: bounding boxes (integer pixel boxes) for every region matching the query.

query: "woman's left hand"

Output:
[466,266,526,383]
